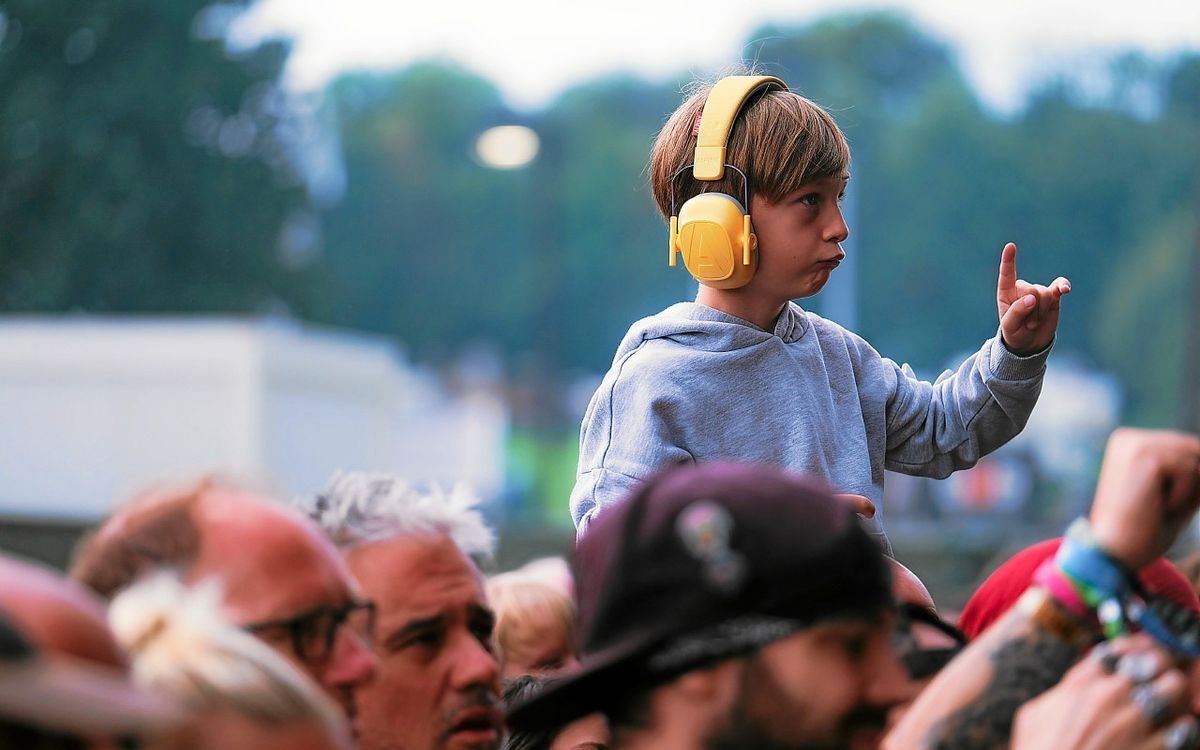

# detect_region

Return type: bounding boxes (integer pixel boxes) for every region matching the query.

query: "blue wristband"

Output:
[1056,519,1132,600]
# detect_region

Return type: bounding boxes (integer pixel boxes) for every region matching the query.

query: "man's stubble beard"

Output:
[704,654,887,750]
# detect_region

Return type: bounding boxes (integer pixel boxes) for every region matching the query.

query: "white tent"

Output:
[0,316,507,520]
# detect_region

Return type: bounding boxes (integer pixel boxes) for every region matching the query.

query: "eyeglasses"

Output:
[894,602,967,680]
[245,599,376,663]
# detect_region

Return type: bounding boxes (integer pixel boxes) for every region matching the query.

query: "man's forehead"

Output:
[347,535,486,619]
[347,532,480,580]
[193,496,359,621]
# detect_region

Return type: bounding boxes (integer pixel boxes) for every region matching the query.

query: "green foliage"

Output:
[506,428,579,526]
[317,62,540,362]
[0,0,313,313]
[747,12,962,139]
[542,77,687,372]
[3,7,1196,428]
[1095,207,1196,427]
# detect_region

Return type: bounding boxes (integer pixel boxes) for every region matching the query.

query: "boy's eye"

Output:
[837,192,847,203]
[797,193,820,207]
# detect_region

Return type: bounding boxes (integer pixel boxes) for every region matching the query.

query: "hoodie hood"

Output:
[612,302,810,361]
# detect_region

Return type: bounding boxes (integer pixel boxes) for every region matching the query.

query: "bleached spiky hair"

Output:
[109,573,348,743]
[298,472,496,561]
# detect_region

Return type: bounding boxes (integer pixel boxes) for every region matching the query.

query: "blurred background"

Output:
[0,0,1196,606]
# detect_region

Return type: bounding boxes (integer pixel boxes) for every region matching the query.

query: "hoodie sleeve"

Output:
[570,347,693,536]
[876,329,1051,478]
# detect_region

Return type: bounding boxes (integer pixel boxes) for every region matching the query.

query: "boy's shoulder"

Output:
[613,302,769,358]
[799,305,878,353]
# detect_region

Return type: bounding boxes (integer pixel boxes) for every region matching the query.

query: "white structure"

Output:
[0,316,507,520]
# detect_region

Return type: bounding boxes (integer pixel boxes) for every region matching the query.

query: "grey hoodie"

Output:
[570,301,1050,541]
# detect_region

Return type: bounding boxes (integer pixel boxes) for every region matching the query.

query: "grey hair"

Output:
[298,472,496,560]
[108,573,349,742]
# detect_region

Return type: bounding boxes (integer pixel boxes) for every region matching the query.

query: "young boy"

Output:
[569,75,1071,548]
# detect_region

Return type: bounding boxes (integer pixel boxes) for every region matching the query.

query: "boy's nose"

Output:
[826,208,850,243]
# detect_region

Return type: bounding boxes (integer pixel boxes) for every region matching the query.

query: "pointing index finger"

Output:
[998,242,1018,295]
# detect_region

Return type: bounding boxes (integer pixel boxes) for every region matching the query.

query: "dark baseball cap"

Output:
[508,461,892,728]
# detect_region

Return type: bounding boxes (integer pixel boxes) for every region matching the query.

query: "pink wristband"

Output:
[1033,558,1092,622]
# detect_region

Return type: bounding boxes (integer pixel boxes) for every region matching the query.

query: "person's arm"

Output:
[1010,636,1196,750]
[569,354,692,535]
[884,428,1200,750]
[882,243,1069,478]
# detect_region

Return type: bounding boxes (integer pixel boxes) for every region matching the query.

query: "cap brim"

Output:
[0,657,181,735]
[506,628,670,731]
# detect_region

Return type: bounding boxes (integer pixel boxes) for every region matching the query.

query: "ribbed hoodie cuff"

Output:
[988,328,1052,380]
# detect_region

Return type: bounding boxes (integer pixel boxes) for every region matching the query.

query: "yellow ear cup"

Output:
[666,75,785,290]
[674,193,757,289]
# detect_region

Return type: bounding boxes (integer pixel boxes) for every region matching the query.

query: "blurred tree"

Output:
[1011,59,1197,372]
[318,62,538,363]
[0,0,316,313]
[1165,55,1200,123]
[862,74,1012,364]
[747,12,961,142]
[743,14,1006,365]
[543,76,684,374]
[1095,206,1194,426]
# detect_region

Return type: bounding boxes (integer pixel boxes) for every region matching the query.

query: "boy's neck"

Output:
[695,285,788,331]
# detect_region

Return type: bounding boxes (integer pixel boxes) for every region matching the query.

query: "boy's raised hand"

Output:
[996,242,1071,355]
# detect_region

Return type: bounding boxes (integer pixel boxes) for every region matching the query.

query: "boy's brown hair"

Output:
[649,78,851,220]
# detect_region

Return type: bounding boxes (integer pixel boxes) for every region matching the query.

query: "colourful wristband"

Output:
[1055,518,1136,638]
[1032,558,1092,622]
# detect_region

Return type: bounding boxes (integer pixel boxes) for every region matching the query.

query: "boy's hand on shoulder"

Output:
[996,242,1071,356]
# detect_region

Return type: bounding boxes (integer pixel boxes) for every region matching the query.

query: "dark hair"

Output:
[502,675,558,750]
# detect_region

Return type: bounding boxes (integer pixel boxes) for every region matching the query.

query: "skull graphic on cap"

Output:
[676,500,747,596]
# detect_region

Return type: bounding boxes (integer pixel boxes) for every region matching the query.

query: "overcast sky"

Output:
[234,0,1200,112]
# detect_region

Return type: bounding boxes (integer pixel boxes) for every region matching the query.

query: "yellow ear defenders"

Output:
[668,75,787,289]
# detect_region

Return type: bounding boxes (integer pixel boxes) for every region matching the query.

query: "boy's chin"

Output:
[794,280,830,299]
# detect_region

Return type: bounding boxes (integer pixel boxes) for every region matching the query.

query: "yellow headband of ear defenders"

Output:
[668,76,788,288]
[691,75,787,181]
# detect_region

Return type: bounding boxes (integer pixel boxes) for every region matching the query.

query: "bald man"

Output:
[70,477,377,729]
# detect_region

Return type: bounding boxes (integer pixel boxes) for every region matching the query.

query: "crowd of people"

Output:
[1,427,1199,749]
[3,73,1198,749]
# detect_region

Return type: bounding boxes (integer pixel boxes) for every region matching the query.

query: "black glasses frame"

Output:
[894,602,968,680]
[245,599,376,663]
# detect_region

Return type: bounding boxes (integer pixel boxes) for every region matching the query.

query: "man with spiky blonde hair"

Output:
[300,473,503,750]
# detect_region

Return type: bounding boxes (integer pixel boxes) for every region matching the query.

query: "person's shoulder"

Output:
[796,306,881,359]
[615,333,697,382]
[797,306,862,341]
